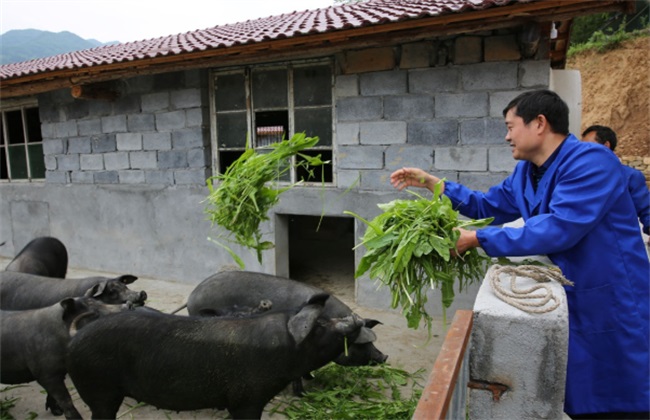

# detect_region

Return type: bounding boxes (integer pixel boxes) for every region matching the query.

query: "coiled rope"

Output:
[488,264,574,314]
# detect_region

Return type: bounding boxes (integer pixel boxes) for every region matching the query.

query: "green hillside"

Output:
[0,29,118,65]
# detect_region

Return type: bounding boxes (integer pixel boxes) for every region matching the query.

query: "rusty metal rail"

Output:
[412,309,474,420]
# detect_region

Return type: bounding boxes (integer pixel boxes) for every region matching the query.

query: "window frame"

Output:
[209,59,335,186]
[0,98,45,182]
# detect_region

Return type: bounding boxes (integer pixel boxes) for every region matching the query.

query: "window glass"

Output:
[8,145,27,179]
[25,108,42,143]
[215,74,246,111]
[294,65,332,107]
[252,69,287,109]
[294,108,332,146]
[6,110,24,144]
[28,144,45,178]
[217,112,248,148]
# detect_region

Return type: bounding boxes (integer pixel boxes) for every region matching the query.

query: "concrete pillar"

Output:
[469,267,569,419]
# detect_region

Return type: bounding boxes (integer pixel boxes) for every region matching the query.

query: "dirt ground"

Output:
[566,35,649,158]
[0,257,448,420]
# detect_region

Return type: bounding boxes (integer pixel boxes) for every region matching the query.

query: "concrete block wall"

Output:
[335,29,550,192]
[39,69,211,186]
[469,270,569,419]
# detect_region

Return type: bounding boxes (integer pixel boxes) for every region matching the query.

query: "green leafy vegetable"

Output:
[345,183,493,333]
[204,133,326,266]
[270,363,424,419]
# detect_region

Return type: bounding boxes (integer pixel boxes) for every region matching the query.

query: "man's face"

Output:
[504,108,542,162]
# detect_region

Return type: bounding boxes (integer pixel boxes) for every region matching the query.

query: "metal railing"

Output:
[412,310,473,420]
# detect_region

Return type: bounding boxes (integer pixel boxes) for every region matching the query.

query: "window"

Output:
[1,101,45,181]
[211,61,333,184]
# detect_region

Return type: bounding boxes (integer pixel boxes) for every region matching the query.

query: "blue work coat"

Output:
[443,134,650,415]
[623,164,650,235]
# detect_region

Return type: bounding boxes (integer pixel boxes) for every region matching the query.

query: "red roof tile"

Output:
[0,0,526,80]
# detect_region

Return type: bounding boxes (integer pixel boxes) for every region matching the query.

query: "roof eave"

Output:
[0,0,631,100]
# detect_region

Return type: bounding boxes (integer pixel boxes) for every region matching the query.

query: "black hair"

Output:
[582,125,618,151]
[503,89,570,135]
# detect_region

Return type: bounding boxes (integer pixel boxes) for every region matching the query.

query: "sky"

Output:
[0,0,336,43]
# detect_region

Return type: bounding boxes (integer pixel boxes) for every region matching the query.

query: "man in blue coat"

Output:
[581,124,650,237]
[390,90,649,418]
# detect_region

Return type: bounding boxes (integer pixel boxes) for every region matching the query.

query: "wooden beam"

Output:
[70,83,119,101]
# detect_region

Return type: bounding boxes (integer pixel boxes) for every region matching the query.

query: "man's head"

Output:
[581,125,617,151]
[502,90,570,165]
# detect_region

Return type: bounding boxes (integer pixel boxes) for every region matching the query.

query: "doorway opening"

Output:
[287,215,355,301]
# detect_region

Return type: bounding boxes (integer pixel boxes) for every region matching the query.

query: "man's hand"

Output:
[453,228,480,255]
[390,167,442,192]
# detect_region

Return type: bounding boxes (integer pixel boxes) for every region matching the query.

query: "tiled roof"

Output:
[0,0,524,80]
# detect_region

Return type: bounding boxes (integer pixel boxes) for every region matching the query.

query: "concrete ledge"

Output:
[469,267,569,419]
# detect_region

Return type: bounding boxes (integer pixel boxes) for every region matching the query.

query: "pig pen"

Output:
[0,252,447,419]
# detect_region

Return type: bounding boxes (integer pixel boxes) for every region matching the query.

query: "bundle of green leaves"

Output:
[204,133,325,267]
[346,183,493,333]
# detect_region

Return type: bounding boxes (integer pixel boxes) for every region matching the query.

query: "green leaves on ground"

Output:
[346,184,493,333]
[270,363,424,419]
[204,133,325,267]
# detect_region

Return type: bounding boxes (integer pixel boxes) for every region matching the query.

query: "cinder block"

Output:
[80,154,104,171]
[384,95,434,121]
[77,119,102,136]
[385,145,433,171]
[407,120,458,146]
[143,132,172,151]
[171,88,202,109]
[489,147,517,173]
[435,147,488,171]
[117,133,143,151]
[460,118,507,145]
[360,121,406,145]
[101,115,127,134]
[335,75,359,97]
[337,145,385,169]
[94,171,119,184]
[469,270,568,419]
[91,134,117,153]
[142,92,170,112]
[57,154,80,171]
[104,152,130,170]
[360,70,407,96]
[127,114,155,132]
[461,62,518,91]
[336,122,360,145]
[519,60,551,88]
[156,110,186,131]
[459,171,509,192]
[409,67,459,94]
[129,151,157,169]
[336,97,383,122]
[435,93,489,118]
[118,170,146,184]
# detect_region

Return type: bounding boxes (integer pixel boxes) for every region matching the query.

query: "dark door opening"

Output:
[288,215,355,301]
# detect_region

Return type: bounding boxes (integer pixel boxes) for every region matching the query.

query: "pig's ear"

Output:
[288,299,326,345]
[363,319,383,329]
[85,283,102,297]
[60,298,77,318]
[117,275,137,284]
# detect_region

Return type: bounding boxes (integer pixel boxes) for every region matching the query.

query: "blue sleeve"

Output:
[626,166,650,235]
[443,166,523,225]
[476,148,627,257]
